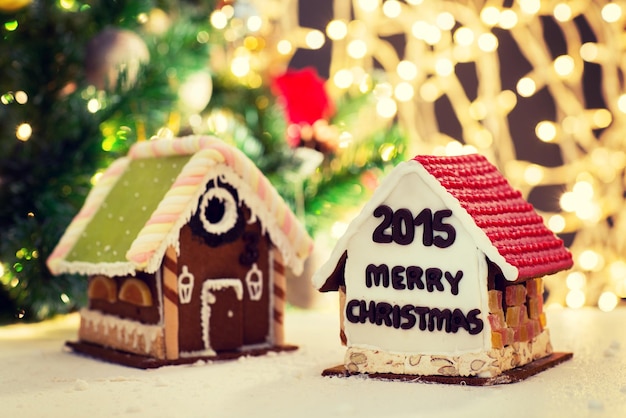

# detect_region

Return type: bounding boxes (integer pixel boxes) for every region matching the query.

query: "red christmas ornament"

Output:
[273,68,335,146]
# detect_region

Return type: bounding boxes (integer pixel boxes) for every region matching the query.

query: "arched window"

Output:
[119,278,153,307]
[87,275,117,303]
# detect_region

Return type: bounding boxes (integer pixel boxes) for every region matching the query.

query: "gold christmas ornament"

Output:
[143,8,171,36]
[0,0,31,13]
[179,72,213,113]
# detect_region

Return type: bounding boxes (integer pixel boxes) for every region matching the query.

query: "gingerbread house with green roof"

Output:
[47,135,313,368]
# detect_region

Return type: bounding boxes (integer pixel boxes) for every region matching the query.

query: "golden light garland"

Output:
[317,0,626,311]
[208,0,326,79]
[205,1,626,310]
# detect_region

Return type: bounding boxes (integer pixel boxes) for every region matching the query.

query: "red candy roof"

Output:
[413,154,573,281]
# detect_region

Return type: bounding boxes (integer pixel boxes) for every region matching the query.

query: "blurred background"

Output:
[1,0,624,322]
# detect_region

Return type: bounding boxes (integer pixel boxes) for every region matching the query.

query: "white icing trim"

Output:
[80,308,163,354]
[177,265,195,304]
[53,260,136,277]
[201,281,216,352]
[312,160,519,291]
[179,349,217,358]
[203,278,244,300]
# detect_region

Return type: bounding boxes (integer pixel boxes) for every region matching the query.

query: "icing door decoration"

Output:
[245,263,263,301]
[177,265,194,304]
[201,279,244,352]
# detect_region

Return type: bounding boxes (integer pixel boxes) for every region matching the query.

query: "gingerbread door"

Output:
[201,279,244,352]
[176,201,272,353]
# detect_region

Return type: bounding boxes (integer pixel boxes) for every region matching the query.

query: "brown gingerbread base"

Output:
[322,352,573,386]
[66,340,298,369]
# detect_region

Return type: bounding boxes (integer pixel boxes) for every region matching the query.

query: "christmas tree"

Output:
[0,0,405,322]
[0,0,208,322]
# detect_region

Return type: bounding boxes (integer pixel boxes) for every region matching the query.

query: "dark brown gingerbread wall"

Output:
[177,205,272,353]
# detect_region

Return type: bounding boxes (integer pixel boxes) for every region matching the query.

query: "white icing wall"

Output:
[343,171,490,355]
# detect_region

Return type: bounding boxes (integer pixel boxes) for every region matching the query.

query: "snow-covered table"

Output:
[1,303,625,418]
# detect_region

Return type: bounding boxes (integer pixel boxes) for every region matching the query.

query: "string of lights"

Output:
[313,0,626,310]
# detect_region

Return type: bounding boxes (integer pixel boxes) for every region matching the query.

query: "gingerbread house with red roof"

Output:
[313,153,572,380]
[48,135,313,368]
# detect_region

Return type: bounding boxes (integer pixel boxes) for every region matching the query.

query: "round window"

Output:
[200,186,238,234]
[189,180,245,246]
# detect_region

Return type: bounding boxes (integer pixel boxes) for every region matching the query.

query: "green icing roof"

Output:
[66,155,191,264]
